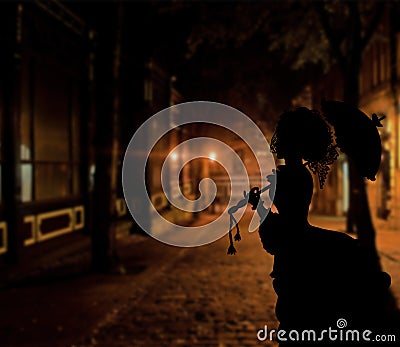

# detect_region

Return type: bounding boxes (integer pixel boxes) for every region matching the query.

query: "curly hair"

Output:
[270,107,338,188]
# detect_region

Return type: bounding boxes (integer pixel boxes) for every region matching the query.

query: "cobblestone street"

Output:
[77,212,279,347]
[1,212,399,347]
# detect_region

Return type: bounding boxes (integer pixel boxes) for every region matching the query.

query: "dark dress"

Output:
[258,213,392,346]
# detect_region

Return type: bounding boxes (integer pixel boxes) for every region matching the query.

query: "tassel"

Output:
[234,231,241,242]
[227,243,237,255]
[227,214,237,255]
[232,214,241,241]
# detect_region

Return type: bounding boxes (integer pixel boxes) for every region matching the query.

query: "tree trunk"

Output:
[92,2,124,272]
[343,58,381,269]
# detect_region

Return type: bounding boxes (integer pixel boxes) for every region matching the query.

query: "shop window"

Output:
[20,59,81,202]
[21,163,32,202]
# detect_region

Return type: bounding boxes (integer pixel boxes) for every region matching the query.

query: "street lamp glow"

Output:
[209,152,216,161]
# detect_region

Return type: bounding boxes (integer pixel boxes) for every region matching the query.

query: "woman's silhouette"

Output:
[255,107,391,346]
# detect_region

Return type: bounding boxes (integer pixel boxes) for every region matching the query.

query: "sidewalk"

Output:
[0,233,92,288]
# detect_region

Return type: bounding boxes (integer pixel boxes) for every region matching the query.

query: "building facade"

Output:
[0,2,94,266]
[0,1,188,274]
[311,8,400,230]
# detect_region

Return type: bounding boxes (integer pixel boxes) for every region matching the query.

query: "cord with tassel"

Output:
[226,175,274,255]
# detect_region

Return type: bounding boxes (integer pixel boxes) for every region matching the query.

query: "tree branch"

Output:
[360,2,386,51]
[314,2,346,69]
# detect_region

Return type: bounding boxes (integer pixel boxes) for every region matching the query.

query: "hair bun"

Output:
[271,107,338,188]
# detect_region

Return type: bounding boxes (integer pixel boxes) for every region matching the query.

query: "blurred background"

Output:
[0,1,399,346]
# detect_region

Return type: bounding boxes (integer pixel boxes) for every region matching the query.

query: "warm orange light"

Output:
[209,152,216,161]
